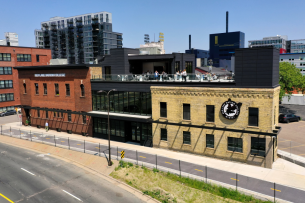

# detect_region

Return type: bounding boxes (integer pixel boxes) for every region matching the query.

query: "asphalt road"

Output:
[0,114,20,125]
[0,142,144,203]
[2,127,305,203]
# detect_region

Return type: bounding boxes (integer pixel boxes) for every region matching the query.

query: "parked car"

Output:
[0,111,5,117]
[279,114,300,123]
[3,110,17,116]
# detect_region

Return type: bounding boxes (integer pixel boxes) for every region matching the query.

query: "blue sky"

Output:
[1,0,304,53]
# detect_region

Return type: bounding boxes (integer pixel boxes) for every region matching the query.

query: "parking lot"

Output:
[278,121,305,157]
[0,114,20,125]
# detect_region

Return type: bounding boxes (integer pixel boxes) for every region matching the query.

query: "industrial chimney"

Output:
[226,11,229,33]
[189,35,191,50]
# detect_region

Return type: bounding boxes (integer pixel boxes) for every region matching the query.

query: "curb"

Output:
[278,150,305,168]
[0,135,160,203]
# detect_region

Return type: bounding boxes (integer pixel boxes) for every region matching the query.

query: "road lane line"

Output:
[195,169,203,172]
[21,168,35,176]
[0,193,14,203]
[95,147,100,149]
[280,144,305,150]
[63,190,82,201]
[271,188,281,192]
[139,156,146,158]
[298,153,305,156]
[77,144,81,145]
[46,138,50,139]
[61,141,65,142]
[231,178,239,181]
[165,162,172,164]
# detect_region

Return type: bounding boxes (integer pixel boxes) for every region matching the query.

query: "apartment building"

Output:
[37,12,123,64]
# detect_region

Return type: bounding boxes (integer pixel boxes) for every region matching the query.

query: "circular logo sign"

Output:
[221,99,242,120]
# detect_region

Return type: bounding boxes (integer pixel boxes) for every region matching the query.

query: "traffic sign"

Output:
[121,151,125,159]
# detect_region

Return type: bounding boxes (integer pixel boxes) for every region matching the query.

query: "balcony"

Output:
[91,73,235,83]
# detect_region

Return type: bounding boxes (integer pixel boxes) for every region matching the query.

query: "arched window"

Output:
[23,83,26,94]
[80,84,85,97]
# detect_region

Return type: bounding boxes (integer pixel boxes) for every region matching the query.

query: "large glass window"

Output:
[249,108,259,126]
[185,61,192,73]
[183,104,190,120]
[0,54,11,61]
[251,137,265,157]
[183,131,191,144]
[92,91,152,116]
[65,84,70,96]
[0,93,14,102]
[206,105,215,122]
[228,137,243,153]
[206,134,214,148]
[160,102,167,118]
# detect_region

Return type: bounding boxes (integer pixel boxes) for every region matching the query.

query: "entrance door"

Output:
[131,122,141,142]
[105,66,111,80]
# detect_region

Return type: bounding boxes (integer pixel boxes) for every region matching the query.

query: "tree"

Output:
[279,62,305,101]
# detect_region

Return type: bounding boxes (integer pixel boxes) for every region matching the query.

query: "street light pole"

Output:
[98,89,117,166]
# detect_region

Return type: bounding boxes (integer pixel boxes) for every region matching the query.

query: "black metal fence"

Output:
[1,125,304,203]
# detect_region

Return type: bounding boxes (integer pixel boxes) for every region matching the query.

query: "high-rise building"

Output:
[248,35,287,53]
[34,29,44,48]
[0,32,19,46]
[37,12,123,64]
[289,39,305,53]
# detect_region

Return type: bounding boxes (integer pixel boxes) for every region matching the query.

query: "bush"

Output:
[153,168,159,173]
[128,162,133,167]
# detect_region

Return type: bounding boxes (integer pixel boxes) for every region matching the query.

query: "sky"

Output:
[1,0,305,53]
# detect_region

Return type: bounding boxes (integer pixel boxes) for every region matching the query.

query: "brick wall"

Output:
[0,46,51,109]
[151,86,280,168]
[18,67,93,136]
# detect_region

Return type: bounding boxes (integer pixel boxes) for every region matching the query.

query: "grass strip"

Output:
[111,161,273,203]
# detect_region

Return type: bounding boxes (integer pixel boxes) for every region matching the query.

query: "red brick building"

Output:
[0,46,51,112]
[15,65,102,135]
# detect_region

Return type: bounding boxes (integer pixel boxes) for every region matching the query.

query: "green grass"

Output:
[114,161,273,203]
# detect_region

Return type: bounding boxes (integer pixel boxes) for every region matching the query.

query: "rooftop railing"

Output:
[91,73,235,83]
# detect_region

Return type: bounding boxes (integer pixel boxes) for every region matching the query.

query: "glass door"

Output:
[131,122,141,142]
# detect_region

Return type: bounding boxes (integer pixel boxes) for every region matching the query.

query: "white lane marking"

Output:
[21,168,35,176]
[63,190,82,201]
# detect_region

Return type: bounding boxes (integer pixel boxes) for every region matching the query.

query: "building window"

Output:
[228,137,243,153]
[206,105,215,122]
[54,111,56,117]
[80,84,85,97]
[46,111,48,118]
[36,55,40,62]
[37,109,40,118]
[55,83,59,95]
[43,83,47,95]
[67,110,71,122]
[183,131,191,145]
[35,83,39,94]
[65,84,70,96]
[83,115,86,124]
[251,137,266,157]
[185,61,192,73]
[206,134,214,148]
[17,54,32,62]
[160,128,167,141]
[183,104,190,120]
[0,80,13,89]
[0,93,14,102]
[0,53,11,61]
[160,102,167,118]
[0,67,12,75]
[249,108,259,126]
[23,83,26,93]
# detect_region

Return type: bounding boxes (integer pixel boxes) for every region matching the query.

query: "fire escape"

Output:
[67,20,75,64]
[50,23,58,59]
[92,16,100,59]
[75,17,84,64]
[58,30,66,58]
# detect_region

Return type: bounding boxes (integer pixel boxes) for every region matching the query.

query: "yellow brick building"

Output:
[151,86,280,168]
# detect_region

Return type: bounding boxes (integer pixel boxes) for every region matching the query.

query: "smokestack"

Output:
[226,11,228,33]
[189,35,191,50]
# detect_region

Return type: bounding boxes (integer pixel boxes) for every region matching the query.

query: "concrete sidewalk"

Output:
[3,122,305,191]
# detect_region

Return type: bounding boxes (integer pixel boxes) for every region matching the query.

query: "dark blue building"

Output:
[209,31,245,67]
[185,49,209,67]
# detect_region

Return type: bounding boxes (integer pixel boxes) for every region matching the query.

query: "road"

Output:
[0,142,144,203]
[0,114,20,125]
[1,127,305,203]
